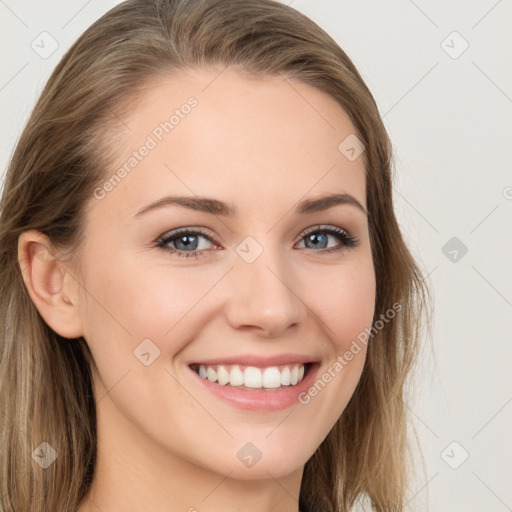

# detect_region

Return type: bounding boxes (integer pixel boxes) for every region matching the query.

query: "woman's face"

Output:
[71,68,375,480]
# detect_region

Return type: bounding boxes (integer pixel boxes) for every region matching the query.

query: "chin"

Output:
[201,440,312,481]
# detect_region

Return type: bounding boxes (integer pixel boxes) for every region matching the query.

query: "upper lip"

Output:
[188,353,319,367]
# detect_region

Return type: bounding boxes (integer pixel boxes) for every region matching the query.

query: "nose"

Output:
[223,243,306,338]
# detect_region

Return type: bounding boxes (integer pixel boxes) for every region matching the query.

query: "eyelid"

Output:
[297,224,350,241]
[155,226,217,244]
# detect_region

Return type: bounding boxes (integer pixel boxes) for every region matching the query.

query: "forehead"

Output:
[90,67,366,221]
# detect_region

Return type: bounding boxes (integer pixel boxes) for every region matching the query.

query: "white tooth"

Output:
[262,367,281,388]
[281,366,291,386]
[206,367,217,383]
[229,365,244,386]
[290,365,299,385]
[244,366,262,388]
[217,365,230,385]
[200,363,305,388]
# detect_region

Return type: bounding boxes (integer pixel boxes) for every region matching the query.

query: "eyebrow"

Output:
[134,192,367,218]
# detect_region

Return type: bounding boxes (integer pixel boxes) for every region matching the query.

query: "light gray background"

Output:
[1,1,511,511]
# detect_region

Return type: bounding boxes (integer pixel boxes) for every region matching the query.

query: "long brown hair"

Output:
[0,1,430,510]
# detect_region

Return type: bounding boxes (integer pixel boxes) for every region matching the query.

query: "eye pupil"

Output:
[306,233,327,249]
[176,234,198,250]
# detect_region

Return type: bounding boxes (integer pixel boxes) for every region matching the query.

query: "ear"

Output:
[17,229,84,339]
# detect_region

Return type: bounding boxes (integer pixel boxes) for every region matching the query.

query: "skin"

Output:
[18,67,376,512]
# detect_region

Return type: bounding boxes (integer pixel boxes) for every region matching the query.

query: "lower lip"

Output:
[189,363,320,411]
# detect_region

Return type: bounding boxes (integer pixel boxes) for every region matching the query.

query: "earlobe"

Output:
[17,229,84,339]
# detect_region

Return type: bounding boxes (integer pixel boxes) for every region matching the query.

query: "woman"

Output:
[0,0,429,511]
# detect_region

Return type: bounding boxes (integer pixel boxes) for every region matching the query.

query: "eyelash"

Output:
[155,225,358,260]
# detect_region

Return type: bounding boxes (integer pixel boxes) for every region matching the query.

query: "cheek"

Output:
[301,260,376,351]
[81,254,209,340]
[290,260,375,449]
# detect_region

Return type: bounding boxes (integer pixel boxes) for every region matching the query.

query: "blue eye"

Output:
[155,228,216,259]
[297,225,358,251]
[155,225,358,259]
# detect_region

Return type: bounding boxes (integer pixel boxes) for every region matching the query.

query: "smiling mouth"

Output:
[189,362,314,391]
